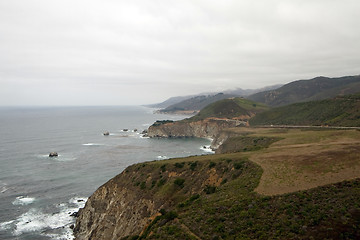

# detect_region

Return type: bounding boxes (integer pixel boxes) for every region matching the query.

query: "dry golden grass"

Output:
[246,128,360,195]
[148,127,360,196]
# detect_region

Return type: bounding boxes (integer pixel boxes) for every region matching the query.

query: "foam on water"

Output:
[157,155,169,160]
[1,186,8,193]
[0,220,15,230]
[0,106,211,239]
[12,196,36,206]
[37,154,76,161]
[1,197,87,239]
[0,181,8,193]
[200,145,215,154]
[82,143,104,146]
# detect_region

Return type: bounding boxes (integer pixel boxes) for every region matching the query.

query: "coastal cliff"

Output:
[73,170,160,240]
[73,156,248,240]
[147,118,245,139]
[147,97,268,140]
[74,127,360,239]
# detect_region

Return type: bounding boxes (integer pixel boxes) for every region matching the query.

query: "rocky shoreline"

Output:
[73,118,242,239]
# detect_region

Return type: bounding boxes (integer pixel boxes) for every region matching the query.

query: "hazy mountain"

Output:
[223,84,283,96]
[146,85,282,110]
[144,95,196,108]
[247,75,360,106]
[158,93,237,114]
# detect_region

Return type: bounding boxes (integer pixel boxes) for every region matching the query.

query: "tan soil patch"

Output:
[204,168,222,187]
[168,172,180,177]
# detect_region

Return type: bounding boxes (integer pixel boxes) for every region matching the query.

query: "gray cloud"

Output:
[1,0,359,106]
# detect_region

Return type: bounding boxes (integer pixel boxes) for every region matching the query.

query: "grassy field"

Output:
[120,127,360,239]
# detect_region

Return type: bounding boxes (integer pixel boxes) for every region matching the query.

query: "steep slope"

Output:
[249,93,360,127]
[187,97,268,122]
[74,155,260,239]
[247,75,360,106]
[74,128,360,239]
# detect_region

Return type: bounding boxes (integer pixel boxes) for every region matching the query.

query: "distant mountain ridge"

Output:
[158,93,237,114]
[247,75,360,106]
[146,85,282,110]
[145,95,197,109]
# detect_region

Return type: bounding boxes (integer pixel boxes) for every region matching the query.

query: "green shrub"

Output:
[189,161,198,171]
[151,180,156,188]
[174,178,185,188]
[175,162,185,168]
[159,209,167,215]
[209,161,216,168]
[157,178,166,187]
[234,161,245,170]
[190,194,200,201]
[152,120,174,126]
[221,178,228,185]
[165,211,178,220]
[204,185,216,194]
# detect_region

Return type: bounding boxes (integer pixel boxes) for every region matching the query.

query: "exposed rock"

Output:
[147,118,245,139]
[74,172,161,240]
[70,212,79,217]
[74,160,230,240]
[49,152,58,157]
[103,131,110,136]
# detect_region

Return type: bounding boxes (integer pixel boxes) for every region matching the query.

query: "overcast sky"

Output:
[1,0,359,106]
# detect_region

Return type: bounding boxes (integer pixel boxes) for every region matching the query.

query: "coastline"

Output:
[73,126,360,239]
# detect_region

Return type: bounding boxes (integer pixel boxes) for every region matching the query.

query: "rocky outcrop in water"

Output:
[49,152,58,157]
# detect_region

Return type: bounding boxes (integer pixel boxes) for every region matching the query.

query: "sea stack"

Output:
[49,152,58,157]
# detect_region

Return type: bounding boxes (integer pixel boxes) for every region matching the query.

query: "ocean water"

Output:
[0,106,213,240]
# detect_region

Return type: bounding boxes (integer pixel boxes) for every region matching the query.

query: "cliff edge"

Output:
[74,155,254,239]
[74,127,360,239]
[147,97,268,140]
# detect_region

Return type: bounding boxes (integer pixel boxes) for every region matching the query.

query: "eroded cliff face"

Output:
[74,158,233,240]
[74,171,160,240]
[147,118,245,139]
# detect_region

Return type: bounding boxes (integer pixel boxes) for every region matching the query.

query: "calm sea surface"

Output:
[0,106,213,239]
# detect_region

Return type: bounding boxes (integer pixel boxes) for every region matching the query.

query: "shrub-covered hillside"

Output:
[249,93,360,127]
[185,97,269,122]
[247,75,360,107]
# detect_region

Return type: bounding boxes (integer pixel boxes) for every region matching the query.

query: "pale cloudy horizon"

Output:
[1,0,359,106]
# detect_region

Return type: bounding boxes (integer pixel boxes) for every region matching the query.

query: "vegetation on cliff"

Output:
[75,128,360,240]
[249,93,360,127]
[158,93,237,114]
[183,97,268,122]
[247,75,360,107]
